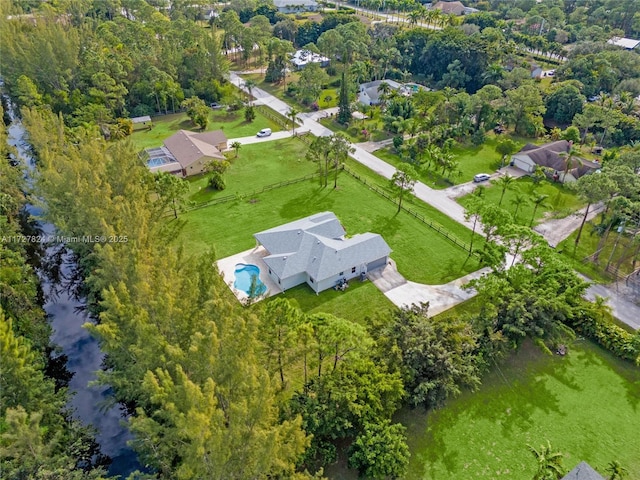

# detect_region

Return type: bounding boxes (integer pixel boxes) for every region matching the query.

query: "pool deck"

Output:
[216,246,282,303]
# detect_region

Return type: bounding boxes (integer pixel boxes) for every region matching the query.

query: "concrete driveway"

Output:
[368,260,491,316]
[226,131,292,147]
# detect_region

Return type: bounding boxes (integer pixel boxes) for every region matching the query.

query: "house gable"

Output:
[561,462,605,480]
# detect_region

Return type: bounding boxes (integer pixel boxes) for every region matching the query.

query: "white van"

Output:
[256,128,272,137]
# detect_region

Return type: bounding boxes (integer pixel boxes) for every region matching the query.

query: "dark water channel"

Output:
[4,97,140,477]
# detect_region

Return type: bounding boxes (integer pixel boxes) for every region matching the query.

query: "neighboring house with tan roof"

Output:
[432,1,466,16]
[254,212,391,293]
[511,140,600,183]
[145,129,227,177]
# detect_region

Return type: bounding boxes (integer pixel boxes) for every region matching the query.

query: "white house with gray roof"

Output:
[254,212,391,293]
[358,80,402,106]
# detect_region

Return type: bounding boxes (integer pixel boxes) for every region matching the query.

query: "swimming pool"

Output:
[234,264,267,296]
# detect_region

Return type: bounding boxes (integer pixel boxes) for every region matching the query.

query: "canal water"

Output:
[4,97,140,477]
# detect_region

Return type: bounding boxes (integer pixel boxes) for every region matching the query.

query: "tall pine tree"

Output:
[337,70,351,125]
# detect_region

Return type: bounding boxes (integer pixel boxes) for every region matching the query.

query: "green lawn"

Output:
[458,177,585,226]
[319,117,392,143]
[399,339,640,479]
[342,157,485,250]
[451,136,510,182]
[557,213,639,283]
[130,108,281,150]
[373,135,528,190]
[279,281,396,323]
[374,147,453,190]
[176,171,483,285]
[318,88,339,108]
[185,137,314,204]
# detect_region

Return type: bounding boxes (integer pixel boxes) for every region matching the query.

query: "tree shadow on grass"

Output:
[279,185,335,220]
[572,339,640,411]
[179,119,195,130]
[370,213,402,238]
[418,341,564,477]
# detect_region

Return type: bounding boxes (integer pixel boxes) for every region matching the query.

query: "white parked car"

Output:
[256,128,272,137]
[473,173,491,183]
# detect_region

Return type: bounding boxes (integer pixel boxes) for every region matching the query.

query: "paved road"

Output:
[585,283,640,330]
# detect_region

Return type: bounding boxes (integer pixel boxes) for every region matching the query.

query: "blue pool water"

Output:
[234,264,267,296]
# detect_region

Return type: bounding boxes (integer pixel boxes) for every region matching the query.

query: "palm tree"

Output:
[423,9,436,28]
[559,145,583,183]
[529,441,565,480]
[482,62,504,85]
[494,173,515,207]
[244,79,256,106]
[607,460,629,479]
[377,81,392,106]
[287,107,299,133]
[408,8,421,26]
[530,193,549,227]
[231,141,242,158]
[511,192,527,222]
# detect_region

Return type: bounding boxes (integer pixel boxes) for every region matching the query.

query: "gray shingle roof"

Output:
[562,462,605,480]
[360,80,402,103]
[255,212,391,281]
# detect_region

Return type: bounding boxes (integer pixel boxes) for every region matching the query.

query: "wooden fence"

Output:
[342,165,478,256]
[181,172,321,213]
[255,105,291,130]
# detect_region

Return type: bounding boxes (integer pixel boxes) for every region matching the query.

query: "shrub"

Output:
[209,172,226,191]
[471,130,486,146]
[285,83,298,97]
[244,106,256,123]
[569,303,640,364]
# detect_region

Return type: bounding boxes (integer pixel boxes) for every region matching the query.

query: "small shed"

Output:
[131,116,153,131]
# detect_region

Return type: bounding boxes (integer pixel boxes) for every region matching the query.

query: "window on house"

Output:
[351,267,356,273]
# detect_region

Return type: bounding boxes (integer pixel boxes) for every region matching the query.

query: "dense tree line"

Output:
[0,107,110,479]
[20,107,317,479]
[0,1,229,133]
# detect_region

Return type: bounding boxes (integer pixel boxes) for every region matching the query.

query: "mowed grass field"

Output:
[275,281,396,325]
[185,137,314,204]
[398,339,640,480]
[373,134,530,189]
[458,177,584,225]
[130,107,282,150]
[176,169,483,286]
